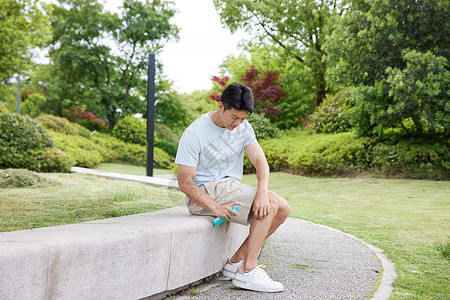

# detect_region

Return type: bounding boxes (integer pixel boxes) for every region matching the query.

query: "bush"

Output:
[247,113,280,140]
[0,102,9,114]
[36,114,91,137]
[112,115,147,145]
[39,115,173,169]
[370,139,449,180]
[245,130,449,179]
[0,113,53,151]
[155,122,180,144]
[70,109,109,133]
[0,113,72,172]
[155,139,178,158]
[307,89,355,134]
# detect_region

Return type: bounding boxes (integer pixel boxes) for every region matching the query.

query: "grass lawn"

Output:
[92,163,172,176]
[0,173,184,232]
[241,173,450,299]
[1,167,448,299]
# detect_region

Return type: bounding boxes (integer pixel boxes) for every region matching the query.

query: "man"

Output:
[175,82,290,293]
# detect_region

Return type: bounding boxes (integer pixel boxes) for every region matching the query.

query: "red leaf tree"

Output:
[207,66,285,119]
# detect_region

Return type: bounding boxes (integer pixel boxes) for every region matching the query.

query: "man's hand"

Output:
[212,201,244,220]
[252,189,270,220]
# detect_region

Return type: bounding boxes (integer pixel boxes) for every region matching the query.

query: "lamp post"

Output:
[146,54,156,177]
[16,76,21,114]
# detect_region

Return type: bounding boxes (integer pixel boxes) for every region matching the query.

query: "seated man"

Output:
[175,82,290,293]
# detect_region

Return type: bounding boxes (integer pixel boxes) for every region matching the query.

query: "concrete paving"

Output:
[71,168,396,300]
[186,218,395,300]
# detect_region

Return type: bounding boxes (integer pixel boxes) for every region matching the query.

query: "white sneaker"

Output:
[232,266,284,293]
[222,258,243,280]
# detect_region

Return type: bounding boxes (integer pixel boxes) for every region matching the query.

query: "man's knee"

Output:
[268,191,290,218]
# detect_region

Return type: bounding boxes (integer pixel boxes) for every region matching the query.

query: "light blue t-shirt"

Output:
[175,112,257,186]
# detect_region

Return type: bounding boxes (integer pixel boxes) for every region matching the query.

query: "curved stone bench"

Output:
[0,206,248,299]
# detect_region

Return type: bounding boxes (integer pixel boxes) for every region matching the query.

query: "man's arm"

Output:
[177,164,243,219]
[245,142,270,220]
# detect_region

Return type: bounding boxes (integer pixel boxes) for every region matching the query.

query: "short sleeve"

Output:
[175,130,201,167]
[243,120,257,147]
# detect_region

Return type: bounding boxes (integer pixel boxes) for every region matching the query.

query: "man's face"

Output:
[219,102,250,131]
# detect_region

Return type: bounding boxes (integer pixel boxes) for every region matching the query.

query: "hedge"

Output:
[244,130,449,180]
[37,115,173,169]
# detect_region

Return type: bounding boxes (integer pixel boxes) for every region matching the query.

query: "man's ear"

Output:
[218,101,224,111]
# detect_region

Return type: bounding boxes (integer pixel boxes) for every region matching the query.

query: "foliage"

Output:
[179,90,217,120]
[36,114,91,137]
[208,66,287,121]
[112,115,147,146]
[38,115,173,169]
[327,0,450,87]
[370,137,449,179]
[384,50,449,134]
[349,51,449,136]
[326,0,449,137]
[0,169,59,189]
[21,93,47,117]
[247,113,280,140]
[307,88,355,134]
[219,47,315,129]
[46,0,179,128]
[155,87,193,135]
[70,109,108,132]
[0,0,52,97]
[0,102,9,114]
[244,130,449,179]
[0,113,53,152]
[155,122,180,144]
[214,0,344,112]
[0,113,72,172]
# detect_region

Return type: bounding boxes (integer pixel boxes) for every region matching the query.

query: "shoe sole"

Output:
[232,278,284,293]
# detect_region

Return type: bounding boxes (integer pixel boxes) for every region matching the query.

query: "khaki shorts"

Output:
[185,177,256,225]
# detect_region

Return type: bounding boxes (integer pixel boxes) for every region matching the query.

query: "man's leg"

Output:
[230,191,290,270]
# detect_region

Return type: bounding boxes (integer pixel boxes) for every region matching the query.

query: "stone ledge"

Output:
[0,206,248,300]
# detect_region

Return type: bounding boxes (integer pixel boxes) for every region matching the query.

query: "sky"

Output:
[157,0,249,94]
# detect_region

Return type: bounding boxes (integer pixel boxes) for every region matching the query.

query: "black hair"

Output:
[220,82,254,113]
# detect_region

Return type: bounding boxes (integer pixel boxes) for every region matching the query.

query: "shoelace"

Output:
[254,265,274,282]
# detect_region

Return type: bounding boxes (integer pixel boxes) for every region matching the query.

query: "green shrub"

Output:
[249,131,369,176]
[112,115,147,145]
[21,93,47,118]
[0,102,9,114]
[307,89,355,134]
[0,113,54,151]
[155,139,178,158]
[36,114,91,137]
[155,122,180,144]
[247,113,280,140]
[245,130,449,179]
[0,113,72,172]
[0,169,59,188]
[370,139,449,179]
[45,116,173,170]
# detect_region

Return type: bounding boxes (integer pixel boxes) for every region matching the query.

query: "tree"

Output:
[207,66,286,121]
[213,0,344,110]
[0,0,51,98]
[46,0,179,129]
[327,0,450,136]
[219,45,315,129]
[327,0,450,87]
[384,50,449,134]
